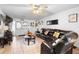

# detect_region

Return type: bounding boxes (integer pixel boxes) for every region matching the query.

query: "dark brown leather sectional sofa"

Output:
[36,28,78,54]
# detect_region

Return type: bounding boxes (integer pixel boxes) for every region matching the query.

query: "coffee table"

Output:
[24,35,35,45]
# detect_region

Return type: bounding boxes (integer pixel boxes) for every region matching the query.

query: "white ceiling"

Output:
[0,4,79,20]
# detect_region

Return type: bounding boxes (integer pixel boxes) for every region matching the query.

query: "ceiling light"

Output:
[32,4,45,15]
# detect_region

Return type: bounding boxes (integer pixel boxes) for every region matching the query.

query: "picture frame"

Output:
[69,13,77,23]
[46,19,58,25]
[16,21,22,29]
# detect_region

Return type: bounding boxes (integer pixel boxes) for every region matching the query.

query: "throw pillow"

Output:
[53,32,60,38]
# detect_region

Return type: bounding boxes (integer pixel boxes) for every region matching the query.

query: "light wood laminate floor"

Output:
[0,36,79,54]
[0,36,43,54]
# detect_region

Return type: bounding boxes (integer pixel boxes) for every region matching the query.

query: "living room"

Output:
[0,4,79,54]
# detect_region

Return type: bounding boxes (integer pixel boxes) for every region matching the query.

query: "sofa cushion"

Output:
[53,32,60,38]
[62,36,68,43]
[44,30,49,35]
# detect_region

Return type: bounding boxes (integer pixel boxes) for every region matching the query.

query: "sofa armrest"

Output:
[60,43,73,54]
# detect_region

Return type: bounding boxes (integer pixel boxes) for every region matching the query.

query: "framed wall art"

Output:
[16,21,22,29]
[69,13,78,23]
[46,19,58,25]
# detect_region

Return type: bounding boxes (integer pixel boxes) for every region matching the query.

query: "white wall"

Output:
[0,9,6,32]
[11,18,38,35]
[40,7,79,47]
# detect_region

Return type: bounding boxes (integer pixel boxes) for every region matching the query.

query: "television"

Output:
[47,19,58,25]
